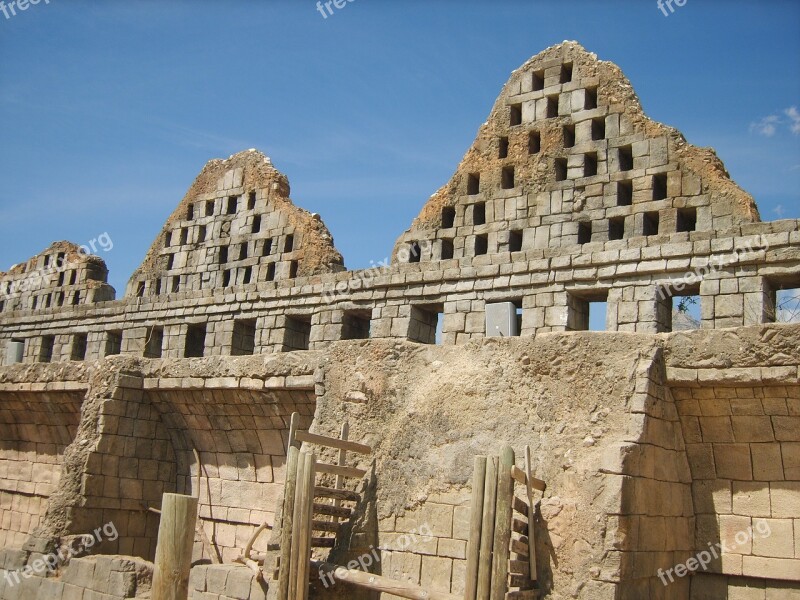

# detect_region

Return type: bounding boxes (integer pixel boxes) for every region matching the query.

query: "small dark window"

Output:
[180,228,188,245]
[653,174,668,200]
[231,320,256,356]
[227,196,238,214]
[509,230,523,253]
[222,270,231,287]
[473,202,486,225]
[71,334,87,361]
[501,166,515,189]
[69,270,77,285]
[584,153,598,177]
[563,124,575,148]
[105,331,122,357]
[57,291,65,306]
[578,221,592,244]
[43,255,50,267]
[555,158,568,182]
[284,234,294,253]
[198,225,206,243]
[591,118,606,141]
[560,63,573,84]
[155,279,162,295]
[266,263,276,282]
[618,145,633,172]
[475,235,488,256]
[584,87,598,110]
[467,173,480,195]
[532,70,544,91]
[252,215,261,234]
[546,95,559,118]
[442,207,456,229]
[171,277,180,293]
[219,245,228,264]
[239,244,248,261]
[617,180,633,206]
[167,254,174,270]
[643,211,660,236]
[56,252,66,268]
[187,204,194,220]
[243,266,252,284]
[529,131,541,154]
[144,327,163,359]
[283,315,312,351]
[44,294,51,308]
[263,238,273,256]
[71,291,80,305]
[677,208,697,233]
[440,239,454,260]
[205,200,214,216]
[136,281,145,298]
[184,324,206,358]
[510,103,522,126]
[408,242,422,263]
[289,261,299,278]
[164,232,172,247]
[248,191,256,210]
[342,311,371,341]
[609,217,625,241]
[499,137,509,159]
[39,335,54,363]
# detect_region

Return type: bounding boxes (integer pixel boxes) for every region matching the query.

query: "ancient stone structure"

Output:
[0,42,798,599]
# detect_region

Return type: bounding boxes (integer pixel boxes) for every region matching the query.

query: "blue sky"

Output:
[1,0,798,296]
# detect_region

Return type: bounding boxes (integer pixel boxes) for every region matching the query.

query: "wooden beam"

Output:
[313,561,461,600]
[278,446,300,600]
[312,503,352,519]
[510,465,546,492]
[295,430,372,455]
[315,462,367,479]
[288,412,301,450]
[288,450,309,600]
[477,456,498,600]
[524,445,537,582]
[465,455,487,600]
[314,486,360,502]
[299,453,315,600]
[491,447,515,600]
[152,493,199,600]
[333,422,349,524]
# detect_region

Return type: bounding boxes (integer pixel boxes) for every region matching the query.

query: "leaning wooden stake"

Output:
[278,446,300,600]
[490,447,515,600]
[152,493,199,600]
[524,445,537,582]
[465,455,487,600]
[476,456,498,600]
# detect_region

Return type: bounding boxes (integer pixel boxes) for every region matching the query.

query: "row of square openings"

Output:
[407,231,523,262]
[135,261,299,297]
[164,215,279,249]
[496,119,607,160]
[509,86,598,127]
[185,191,258,221]
[577,207,697,244]
[3,290,84,312]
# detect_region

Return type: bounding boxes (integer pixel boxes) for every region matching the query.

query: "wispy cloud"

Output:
[750,106,800,137]
[774,204,785,218]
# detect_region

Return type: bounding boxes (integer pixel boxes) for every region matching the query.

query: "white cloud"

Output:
[751,106,800,137]
[773,204,785,217]
[785,106,800,134]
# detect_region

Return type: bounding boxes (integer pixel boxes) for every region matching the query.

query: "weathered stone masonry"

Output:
[0,41,798,600]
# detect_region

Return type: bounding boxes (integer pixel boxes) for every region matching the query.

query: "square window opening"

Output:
[227,196,238,215]
[171,277,180,293]
[263,238,273,256]
[584,87,598,110]
[187,204,194,221]
[219,245,229,264]
[609,217,625,241]
[198,225,207,243]
[409,304,443,345]
[283,315,312,351]
[105,331,122,357]
[342,310,372,340]
[239,244,248,261]
[71,334,87,361]
[591,118,606,141]
[252,215,262,234]
[243,266,252,285]
[555,158,568,182]
[136,281,145,298]
[289,261,299,278]
[560,63,573,84]
[184,324,207,358]
[232,319,257,356]
[222,269,231,287]
[563,124,575,148]
[677,208,697,233]
[144,326,164,359]
[643,211,660,236]
[510,103,522,126]
[205,200,215,217]
[498,137,509,159]
[467,173,480,195]
[529,131,541,154]
[653,174,668,200]
[617,180,633,206]
[284,234,295,253]
[578,221,592,245]
[474,234,488,256]
[546,95,559,118]
[440,239,454,260]
[442,206,456,229]
[266,263,276,282]
[408,242,422,263]
[501,166,516,189]
[584,152,598,177]
[532,69,544,91]
[509,230,523,253]
[473,202,486,225]
[618,145,633,172]
[247,191,257,210]
[39,335,55,363]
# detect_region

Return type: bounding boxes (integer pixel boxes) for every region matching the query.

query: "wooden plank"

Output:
[312,503,352,519]
[295,430,372,455]
[315,462,367,479]
[333,422,349,524]
[510,465,545,492]
[512,496,529,518]
[505,590,539,599]
[311,537,336,548]
[314,486,360,502]
[491,447,515,600]
[465,455,487,600]
[510,539,529,557]
[278,446,299,599]
[508,560,530,577]
[288,451,309,600]
[512,519,528,536]
[524,446,537,582]
[314,561,461,600]
[152,493,199,600]
[300,453,315,600]
[477,456,498,600]
[288,412,301,450]
[311,520,340,533]
[508,574,531,588]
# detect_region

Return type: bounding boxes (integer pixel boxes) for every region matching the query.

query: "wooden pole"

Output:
[465,455,487,600]
[152,493,199,600]
[524,445,537,582]
[476,456,498,600]
[333,422,349,524]
[298,452,316,600]
[314,561,462,600]
[278,446,300,599]
[287,449,307,600]
[288,412,301,450]
[490,447,515,600]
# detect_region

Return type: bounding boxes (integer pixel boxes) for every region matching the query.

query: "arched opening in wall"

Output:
[184,324,207,358]
[231,319,257,356]
[567,290,609,331]
[408,304,443,345]
[763,277,800,324]
[283,315,311,351]
[144,326,163,358]
[442,206,456,229]
[657,283,702,332]
[39,335,54,363]
[71,333,87,361]
[342,310,372,340]
[105,331,122,356]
